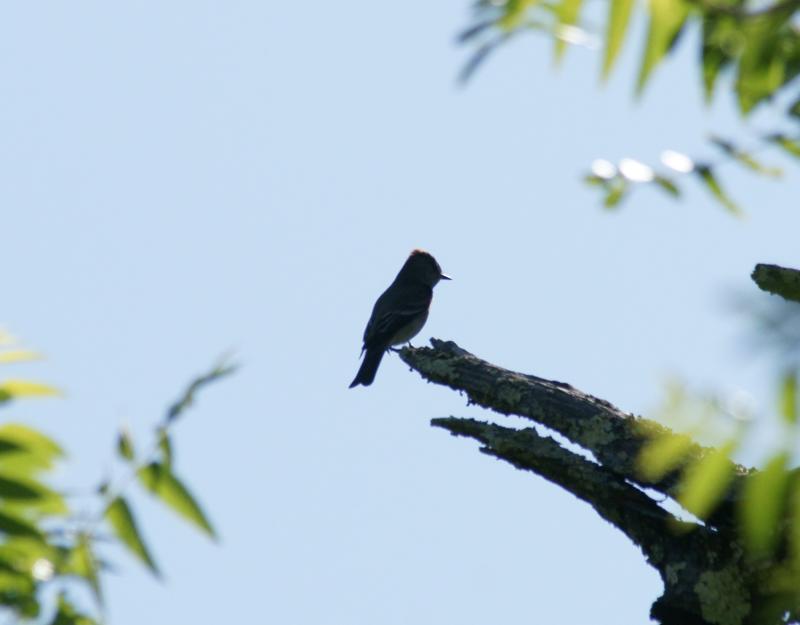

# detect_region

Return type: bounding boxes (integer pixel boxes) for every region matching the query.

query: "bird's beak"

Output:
[440,273,452,280]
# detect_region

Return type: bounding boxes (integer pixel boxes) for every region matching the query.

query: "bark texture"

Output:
[752,263,800,304]
[399,339,784,625]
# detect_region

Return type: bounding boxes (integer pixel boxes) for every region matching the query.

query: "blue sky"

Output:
[1,1,799,624]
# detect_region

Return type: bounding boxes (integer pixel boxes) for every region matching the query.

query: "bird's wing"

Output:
[362,283,432,348]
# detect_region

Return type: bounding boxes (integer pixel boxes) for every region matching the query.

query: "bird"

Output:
[349,250,450,388]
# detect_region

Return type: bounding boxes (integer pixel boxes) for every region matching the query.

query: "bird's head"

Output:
[402,249,451,287]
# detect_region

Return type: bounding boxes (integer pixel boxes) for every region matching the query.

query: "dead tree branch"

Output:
[399,340,773,625]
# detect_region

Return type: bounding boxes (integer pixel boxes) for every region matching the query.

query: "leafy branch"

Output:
[0,338,234,625]
[457,0,800,213]
[584,132,800,211]
[96,357,235,580]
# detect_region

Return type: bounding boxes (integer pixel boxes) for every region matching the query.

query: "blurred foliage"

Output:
[0,338,234,624]
[458,0,800,212]
[583,133,800,212]
[638,267,800,615]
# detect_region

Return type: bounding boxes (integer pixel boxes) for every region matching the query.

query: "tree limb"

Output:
[400,339,768,625]
[432,416,683,558]
[399,339,747,520]
[752,263,800,304]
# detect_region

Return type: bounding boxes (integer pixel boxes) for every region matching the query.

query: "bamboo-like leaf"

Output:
[554,0,584,62]
[0,475,67,516]
[0,425,64,476]
[0,380,62,404]
[740,452,790,557]
[780,370,798,426]
[166,359,237,424]
[734,16,785,114]
[0,351,42,365]
[637,432,693,481]
[157,429,172,467]
[65,533,103,606]
[499,0,537,30]
[5,487,67,517]
[104,497,159,576]
[137,463,216,539]
[602,0,636,80]
[0,476,46,501]
[788,477,800,562]
[603,179,628,208]
[768,134,800,158]
[636,0,690,94]
[0,537,55,572]
[50,593,98,625]
[0,565,37,618]
[116,429,134,463]
[0,510,44,539]
[695,165,741,215]
[678,438,738,519]
[701,15,738,103]
[653,175,680,197]
[710,136,782,177]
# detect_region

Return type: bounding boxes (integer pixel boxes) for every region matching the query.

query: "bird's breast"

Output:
[388,309,429,346]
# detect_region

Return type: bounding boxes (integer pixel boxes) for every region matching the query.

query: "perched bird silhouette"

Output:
[349,250,450,388]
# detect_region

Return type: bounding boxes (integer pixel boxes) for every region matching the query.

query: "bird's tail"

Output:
[349,347,384,388]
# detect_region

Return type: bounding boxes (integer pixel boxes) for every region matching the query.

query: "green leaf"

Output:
[0,536,52,564]
[735,16,786,114]
[0,509,44,539]
[0,565,38,618]
[584,174,607,187]
[65,533,103,606]
[602,0,636,80]
[0,425,64,476]
[104,497,159,577]
[695,165,741,215]
[116,429,134,462]
[602,179,628,208]
[780,370,798,426]
[166,358,236,424]
[0,564,36,592]
[49,593,98,625]
[554,0,584,63]
[653,175,680,197]
[636,0,690,94]
[709,136,782,177]
[157,428,173,467]
[788,477,800,562]
[0,476,46,501]
[0,350,42,364]
[0,475,67,516]
[740,452,790,557]
[499,0,538,30]
[678,438,738,520]
[137,463,216,539]
[637,432,694,480]
[0,380,62,404]
[768,134,800,159]
[701,15,738,102]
